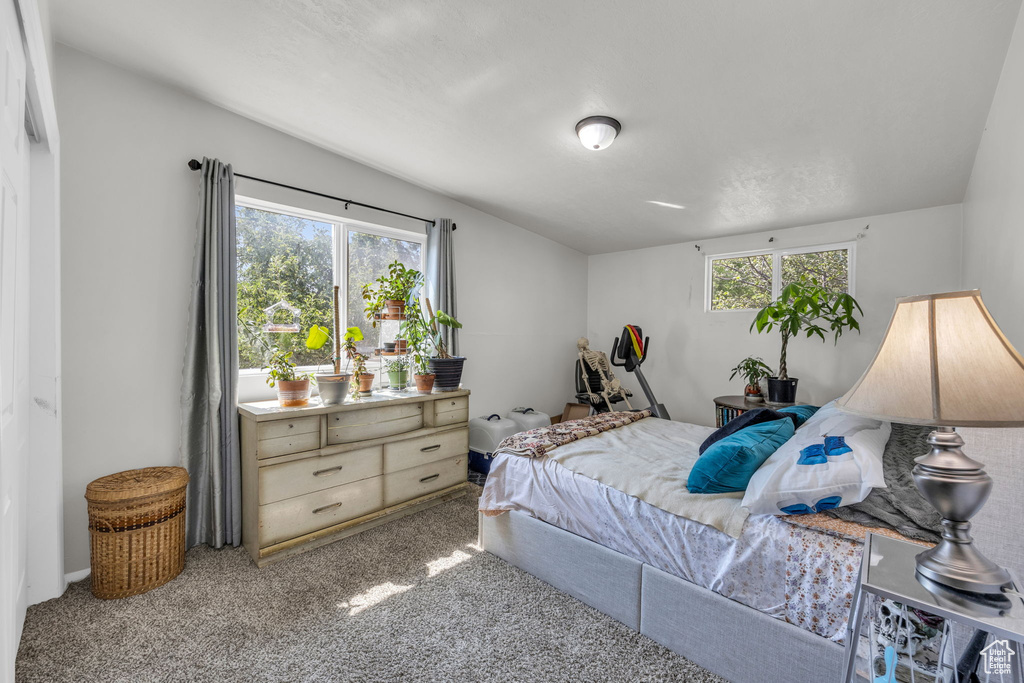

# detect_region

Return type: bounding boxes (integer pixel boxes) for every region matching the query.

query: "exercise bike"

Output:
[574,325,670,420]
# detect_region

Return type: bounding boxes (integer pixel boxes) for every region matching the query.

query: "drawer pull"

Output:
[313,466,344,477]
[420,444,442,452]
[419,473,440,483]
[312,502,343,514]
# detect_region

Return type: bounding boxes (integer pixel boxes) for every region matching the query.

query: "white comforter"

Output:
[540,418,749,537]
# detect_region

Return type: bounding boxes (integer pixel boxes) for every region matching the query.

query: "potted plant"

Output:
[424,301,464,392]
[362,260,421,322]
[730,357,774,402]
[307,324,364,405]
[351,352,374,396]
[264,349,316,407]
[750,277,863,403]
[385,356,410,389]
[400,309,435,394]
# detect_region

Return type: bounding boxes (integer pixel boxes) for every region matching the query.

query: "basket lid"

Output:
[85,466,190,502]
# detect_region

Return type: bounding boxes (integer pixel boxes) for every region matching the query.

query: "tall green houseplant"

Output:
[750,277,863,403]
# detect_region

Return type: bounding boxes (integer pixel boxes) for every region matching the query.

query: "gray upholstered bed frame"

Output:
[479,426,1024,683]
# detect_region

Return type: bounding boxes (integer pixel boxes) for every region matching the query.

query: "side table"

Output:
[844,532,1024,682]
[713,394,805,427]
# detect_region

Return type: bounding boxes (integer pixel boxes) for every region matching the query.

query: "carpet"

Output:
[17,486,722,682]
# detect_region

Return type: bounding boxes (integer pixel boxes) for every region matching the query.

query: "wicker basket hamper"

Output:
[85,466,189,599]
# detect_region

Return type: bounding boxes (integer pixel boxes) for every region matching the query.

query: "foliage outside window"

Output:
[708,245,852,311]
[236,201,424,371]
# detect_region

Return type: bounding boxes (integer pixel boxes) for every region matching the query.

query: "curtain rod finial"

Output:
[187,159,202,171]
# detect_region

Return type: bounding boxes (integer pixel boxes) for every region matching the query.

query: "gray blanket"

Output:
[824,423,943,543]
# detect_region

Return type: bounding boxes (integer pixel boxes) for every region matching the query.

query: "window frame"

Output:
[234,195,427,376]
[704,240,856,313]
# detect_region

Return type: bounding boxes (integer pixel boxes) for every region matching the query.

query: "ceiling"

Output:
[52,0,1021,254]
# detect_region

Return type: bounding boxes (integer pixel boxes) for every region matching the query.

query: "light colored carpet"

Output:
[17,486,723,682]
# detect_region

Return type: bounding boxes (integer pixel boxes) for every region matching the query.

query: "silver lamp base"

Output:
[912,427,1012,595]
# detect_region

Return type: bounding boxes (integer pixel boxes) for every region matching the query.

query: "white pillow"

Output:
[741,400,890,515]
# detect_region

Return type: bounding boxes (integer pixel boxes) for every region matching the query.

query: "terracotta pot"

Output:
[277,379,311,407]
[385,299,406,316]
[394,339,408,353]
[357,373,375,394]
[744,384,764,402]
[414,373,436,394]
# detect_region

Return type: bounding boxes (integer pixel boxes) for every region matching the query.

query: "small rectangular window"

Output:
[780,248,850,293]
[706,242,854,312]
[709,253,773,311]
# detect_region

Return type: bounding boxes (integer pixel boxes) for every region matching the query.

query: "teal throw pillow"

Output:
[777,404,820,428]
[687,417,795,494]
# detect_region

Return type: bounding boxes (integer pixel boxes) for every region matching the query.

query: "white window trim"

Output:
[234,195,426,384]
[704,241,856,313]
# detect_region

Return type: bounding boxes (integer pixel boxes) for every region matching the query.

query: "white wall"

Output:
[962,4,1024,349]
[588,205,964,427]
[56,45,588,573]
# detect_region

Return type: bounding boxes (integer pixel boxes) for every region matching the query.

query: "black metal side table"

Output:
[844,532,1024,682]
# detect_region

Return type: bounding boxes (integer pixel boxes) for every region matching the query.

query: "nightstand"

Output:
[844,532,1024,682]
[713,395,806,427]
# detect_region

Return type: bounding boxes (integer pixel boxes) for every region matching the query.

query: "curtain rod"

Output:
[187,159,451,229]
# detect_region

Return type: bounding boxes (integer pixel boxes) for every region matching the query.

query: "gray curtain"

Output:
[425,218,458,356]
[180,157,240,549]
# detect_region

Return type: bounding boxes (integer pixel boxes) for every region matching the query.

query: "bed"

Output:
[478,415,1024,683]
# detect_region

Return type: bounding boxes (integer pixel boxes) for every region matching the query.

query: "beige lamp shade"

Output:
[837,290,1024,427]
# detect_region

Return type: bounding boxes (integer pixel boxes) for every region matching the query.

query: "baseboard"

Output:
[64,568,90,583]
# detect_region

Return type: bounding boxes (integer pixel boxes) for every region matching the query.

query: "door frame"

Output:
[16,0,64,608]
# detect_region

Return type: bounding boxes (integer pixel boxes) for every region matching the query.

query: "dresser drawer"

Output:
[434,396,468,417]
[257,415,319,441]
[327,403,424,444]
[383,455,466,507]
[383,428,469,474]
[260,477,384,547]
[257,430,321,459]
[259,445,383,504]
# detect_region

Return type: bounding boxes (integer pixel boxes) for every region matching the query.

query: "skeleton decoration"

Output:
[874,598,943,657]
[577,337,632,411]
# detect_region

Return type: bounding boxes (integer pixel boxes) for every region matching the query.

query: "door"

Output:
[0,0,29,677]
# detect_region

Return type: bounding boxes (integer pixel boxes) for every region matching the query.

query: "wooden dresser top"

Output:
[238,389,471,422]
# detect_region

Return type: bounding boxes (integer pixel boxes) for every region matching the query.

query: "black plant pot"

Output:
[427,357,466,392]
[766,377,799,404]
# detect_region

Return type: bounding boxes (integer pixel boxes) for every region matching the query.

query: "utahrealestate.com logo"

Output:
[980,639,1016,676]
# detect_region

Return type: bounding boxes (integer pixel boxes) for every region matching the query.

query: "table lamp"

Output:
[837,290,1024,594]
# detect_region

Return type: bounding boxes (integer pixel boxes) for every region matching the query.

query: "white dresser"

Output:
[238,390,470,566]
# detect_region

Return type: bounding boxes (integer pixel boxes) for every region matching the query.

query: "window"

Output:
[236,197,425,371]
[707,243,854,312]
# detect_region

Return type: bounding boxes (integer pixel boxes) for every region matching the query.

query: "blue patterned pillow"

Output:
[687,417,795,494]
[777,404,819,427]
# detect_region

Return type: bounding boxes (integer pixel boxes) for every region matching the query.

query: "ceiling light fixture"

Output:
[575,116,621,151]
[647,201,686,209]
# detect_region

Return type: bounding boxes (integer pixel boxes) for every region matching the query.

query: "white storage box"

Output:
[505,407,551,431]
[468,414,521,474]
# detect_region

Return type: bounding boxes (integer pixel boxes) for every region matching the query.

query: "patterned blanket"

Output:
[495,410,652,459]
